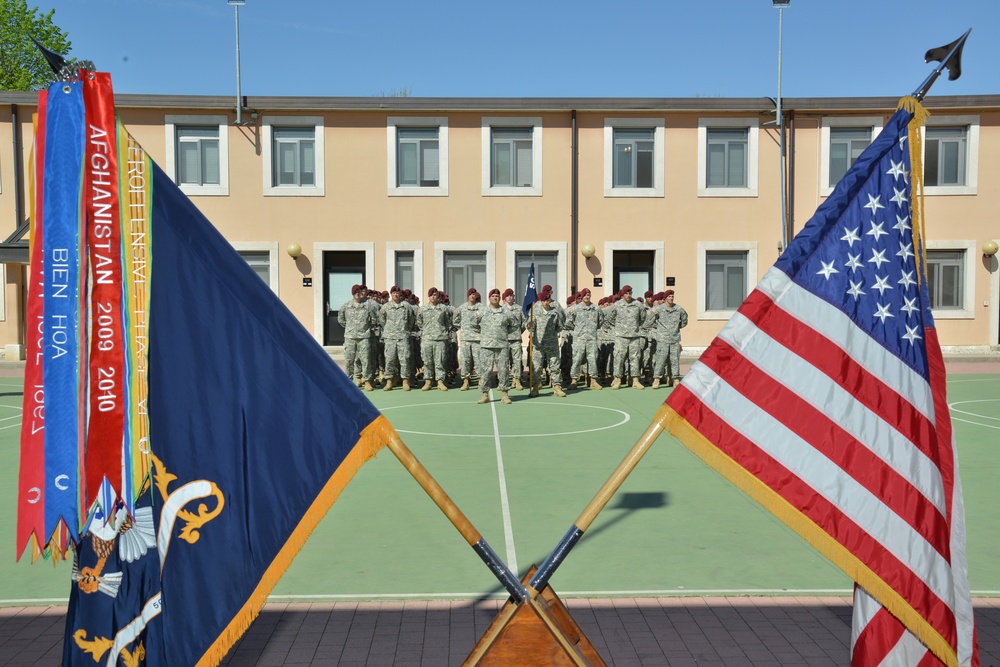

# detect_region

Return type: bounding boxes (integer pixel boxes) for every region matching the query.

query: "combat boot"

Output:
[355,378,363,388]
[402,379,411,391]
[501,391,512,405]
[610,377,622,390]
[477,393,489,404]
[667,376,675,387]
[632,377,644,390]
[437,380,449,392]
[528,385,540,398]
[363,380,375,392]
[589,377,603,390]
[652,378,660,389]
[460,378,470,391]
[422,379,432,391]
[553,385,567,398]
[513,377,523,391]
[568,379,578,390]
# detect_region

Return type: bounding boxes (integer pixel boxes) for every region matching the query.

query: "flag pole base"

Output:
[464,566,606,667]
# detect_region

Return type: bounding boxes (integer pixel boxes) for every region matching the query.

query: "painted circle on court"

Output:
[949,398,1000,422]
[380,402,630,438]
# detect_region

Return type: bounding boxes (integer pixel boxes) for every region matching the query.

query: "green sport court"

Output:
[1,364,997,606]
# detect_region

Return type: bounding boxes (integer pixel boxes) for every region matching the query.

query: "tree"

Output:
[0,0,72,91]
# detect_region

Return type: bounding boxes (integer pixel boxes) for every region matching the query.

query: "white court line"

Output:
[488,389,518,575]
[0,422,23,431]
[952,417,1000,431]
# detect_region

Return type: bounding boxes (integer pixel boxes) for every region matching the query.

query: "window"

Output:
[261,116,325,196]
[232,243,279,294]
[444,251,487,301]
[698,242,758,319]
[394,251,414,291]
[603,118,664,197]
[706,129,747,188]
[697,118,758,197]
[398,128,439,187]
[829,128,871,186]
[273,127,315,186]
[176,126,220,186]
[922,116,979,195]
[515,252,558,302]
[925,127,966,187]
[240,251,271,285]
[924,243,975,318]
[164,115,229,196]
[482,118,542,196]
[820,117,881,196]
[388,117,448,196]
[613,129,654,189]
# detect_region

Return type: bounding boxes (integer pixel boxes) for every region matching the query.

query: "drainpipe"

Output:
[570,110,578,294]
[11,105,23,238]
[786,110,795,245]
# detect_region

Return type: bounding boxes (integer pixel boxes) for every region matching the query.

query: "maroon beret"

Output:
[664,289,674,297]
[428,287,438,297]
[502,288,514,299]
[467,288,477,297]
[489,288,501,297]
[620,285,633,295]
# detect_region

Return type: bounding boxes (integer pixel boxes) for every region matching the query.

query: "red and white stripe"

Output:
[666,267,975,666]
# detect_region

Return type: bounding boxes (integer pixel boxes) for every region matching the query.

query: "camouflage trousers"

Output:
[613,336,644,379]
[344,337,374,381]
[384,338,412,380]
[508,340,524,379]
[459,340,481,379]
[421,339,448,382]
[479,346,511,392]
[653,341,681,380]
[531,343,562,388]
[570,338,598,379]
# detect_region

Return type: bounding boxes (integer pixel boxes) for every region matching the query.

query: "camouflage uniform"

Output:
[380,298,416,385]
[608,298,646,381]
[338,297,377,385]
[477,303,516,393]
[454,301,482,384]
[529,301,564,390]
[639,303,656,381]
[504,302,526,384]
[650,302,688,383]
[597,303,615,382]
[566,302,604,382]
[417,302,453,384]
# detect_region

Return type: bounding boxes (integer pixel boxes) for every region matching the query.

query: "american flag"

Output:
[660,103,977,666]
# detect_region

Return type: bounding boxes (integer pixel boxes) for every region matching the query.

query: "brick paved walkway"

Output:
[3,596,998,665]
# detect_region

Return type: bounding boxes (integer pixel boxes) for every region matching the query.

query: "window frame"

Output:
[924,240,976,319]
[603,117,664,198]
[820,116,883,196]
[482,117,543,196]
[261,116,325,197]
[231,242,279,294]
[434,242,495,297]
[697,118,759,197]
[385,242,423,299]
[506,242,568,304]
[697,241,758,319]
[922,116,979,195]
[164,114,230,196]
[388,116,449,197]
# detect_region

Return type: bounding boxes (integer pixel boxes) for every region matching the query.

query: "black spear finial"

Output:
[29,36,95,83]
[912,29,971,101]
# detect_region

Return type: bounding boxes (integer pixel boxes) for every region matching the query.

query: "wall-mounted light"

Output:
[580,243,596,259]
[983,241,999,257]
[287,243,302,259]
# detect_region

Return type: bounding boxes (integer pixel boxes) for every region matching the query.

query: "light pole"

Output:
[228,0,246,125]
[773,0,790,252]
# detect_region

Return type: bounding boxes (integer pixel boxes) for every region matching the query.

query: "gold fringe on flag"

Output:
[897,96,930,286]
[195,414,398,667]
[654,404,959,667]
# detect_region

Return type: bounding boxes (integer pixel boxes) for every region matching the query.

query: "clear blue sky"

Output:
[37,0,999,99]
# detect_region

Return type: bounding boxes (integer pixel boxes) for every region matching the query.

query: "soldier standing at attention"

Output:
[381,286,417,391]
[566,288,604,390]
[454,288,482,390]
[649,289,688,388]
[417,287,453,391]
[529,286,566,398]
[502,288,525,390]
[477,288,516,405]
[338,284,378,391]
[607,285,647,390]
